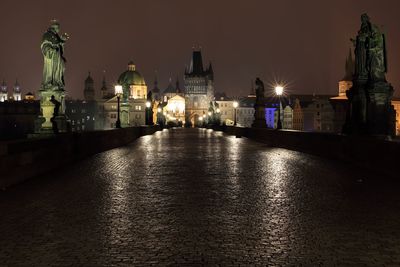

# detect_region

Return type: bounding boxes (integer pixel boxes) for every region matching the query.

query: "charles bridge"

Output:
[1,127,400,266]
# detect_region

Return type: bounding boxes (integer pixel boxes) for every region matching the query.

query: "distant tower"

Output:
[184,49,215,124]
[0,80,7,102]
[175,75,182,95]
[151,72,161,101]
[100,71,108,99]
[84,72,95,101]
[338,48,354,98]
[13,79,21,101]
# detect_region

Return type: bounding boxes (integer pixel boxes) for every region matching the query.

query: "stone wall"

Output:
[221,126,400,179]
[0,126,161,188]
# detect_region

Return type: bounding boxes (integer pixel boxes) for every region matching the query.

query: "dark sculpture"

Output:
[252,77,267,128]
[344,14,395,137]
[50,95,61,134]
[50,95,61,117]
[41,20,69,90]
[255,78,265,100]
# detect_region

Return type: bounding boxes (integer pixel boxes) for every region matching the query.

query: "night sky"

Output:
[0,0,399,99]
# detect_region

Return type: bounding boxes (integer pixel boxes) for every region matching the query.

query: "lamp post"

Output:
[146,101,151,125]
[114,85,123,128]
[233,101,238,126]
[275,85,284,130]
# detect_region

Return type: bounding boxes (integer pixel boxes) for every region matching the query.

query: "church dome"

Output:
[118,61,146,86]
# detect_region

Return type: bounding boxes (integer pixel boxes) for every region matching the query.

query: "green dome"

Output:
[118,62,146,86]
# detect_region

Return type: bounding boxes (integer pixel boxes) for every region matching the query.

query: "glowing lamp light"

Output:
[208,111,212,116]
[216,108,220,113]
[233,101,239,108]
[275,86,284,96]
[114,85,123,96]
[157,107,162,113]
[146,101,151,108]
[199,117,203,121]
[203,114,206,118]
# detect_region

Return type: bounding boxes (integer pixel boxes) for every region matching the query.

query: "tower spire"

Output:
[175,75,181,93]
[84,71,95,101]
[154,70,158,86]
[343,48,354,80]
[100,70,109,98]
[13,78,21,101]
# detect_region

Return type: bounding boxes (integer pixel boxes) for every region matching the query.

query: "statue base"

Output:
[252,102,266,128]
[39,88,68,133]
[344,80,396,137]
[366,81,396,136]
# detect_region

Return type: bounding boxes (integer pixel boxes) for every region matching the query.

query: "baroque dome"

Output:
[118,61,146,86]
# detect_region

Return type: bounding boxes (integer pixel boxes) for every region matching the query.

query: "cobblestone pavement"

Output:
[1,128,400,266]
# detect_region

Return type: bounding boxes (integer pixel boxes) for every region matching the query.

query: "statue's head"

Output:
[49,19,60,33]
[361,13,370,24]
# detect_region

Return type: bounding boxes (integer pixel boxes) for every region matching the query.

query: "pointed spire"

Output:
[189,49,204,75]
[154,70,158,86]
[14,78,20,92]
[343,48,354,80]
[1,79,7,92]
[208,62,213,74]
[152,70,160,93]
[85,71,94,83]
[101,70,107,91]
[175,75,181,93]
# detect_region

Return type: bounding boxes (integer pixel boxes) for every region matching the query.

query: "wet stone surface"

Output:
[0,128,400,266]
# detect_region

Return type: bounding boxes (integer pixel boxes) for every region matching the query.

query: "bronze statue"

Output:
[255,77,265,99]
[351,13,387,81]
[41,20,69,90]
[344,14,395,137]
[50,95,61,117]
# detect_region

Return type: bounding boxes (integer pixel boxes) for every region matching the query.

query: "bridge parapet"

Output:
[220,126,400,179]
[0,126,161,189]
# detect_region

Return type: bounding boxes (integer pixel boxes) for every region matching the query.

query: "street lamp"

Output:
[233,101,238,126]
[275,85,284,129]
[145,101,152,125]
[114,85,123,128]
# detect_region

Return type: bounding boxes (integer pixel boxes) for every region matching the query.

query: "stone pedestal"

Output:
[344,80,396,137]
[366,81,396,136]
[39,88,68,133]
[121,103,130,127]
[252,102,266,128]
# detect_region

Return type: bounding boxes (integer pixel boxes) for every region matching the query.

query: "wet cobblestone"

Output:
[1,128,400,266]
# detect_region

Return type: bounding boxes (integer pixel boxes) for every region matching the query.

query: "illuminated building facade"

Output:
[164,95,185,123]
[0,81,8,102]
[215,93,235,125]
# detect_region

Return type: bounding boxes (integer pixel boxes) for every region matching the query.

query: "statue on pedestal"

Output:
[255,78,265,101]
[344,14,395,137]
[38,20,70,133]
[252,77,267,128]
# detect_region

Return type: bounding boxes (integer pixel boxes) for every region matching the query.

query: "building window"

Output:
[135,105,141,111]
